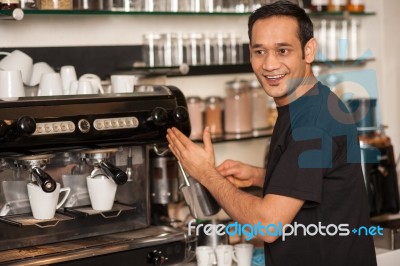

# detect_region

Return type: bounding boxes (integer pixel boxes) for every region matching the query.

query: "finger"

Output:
[168,143,181,161]
[167,128,187,154]
[171,127,192,148]
[203,127,214,156]
[215,159,236,172]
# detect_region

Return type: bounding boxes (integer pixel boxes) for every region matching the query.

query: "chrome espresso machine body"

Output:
[0,86,195,265]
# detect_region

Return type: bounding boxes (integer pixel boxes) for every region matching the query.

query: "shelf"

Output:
[192,128,273,144]
[118,58,375,77]
[0,9,376,19]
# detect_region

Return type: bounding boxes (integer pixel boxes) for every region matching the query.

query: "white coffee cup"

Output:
[27,182,71,220]
[110,75,137,93]
[79,73,104,94]
[215,245,234,266]
[71,80,95,95]
[196,246,215,266]
[0,69,25,101]
[38,72,64,96]
[60,65,77,95]
[233,243,253,266]
[28,62,55,87]
[86,173,117,211]
[0,50,33,85]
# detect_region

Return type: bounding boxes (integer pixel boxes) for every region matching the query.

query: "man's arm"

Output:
[167,127,304,243]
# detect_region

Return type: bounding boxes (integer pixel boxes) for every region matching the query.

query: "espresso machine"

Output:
[347,98,400,217]
[0,85,196,265]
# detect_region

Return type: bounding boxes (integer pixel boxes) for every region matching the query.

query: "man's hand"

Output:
[216,160,266,188]
[166,127,215,183]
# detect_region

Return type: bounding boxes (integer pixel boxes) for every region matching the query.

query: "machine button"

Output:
[104,120,111,128]
[147,250,167,266]
[44,124,52,133]
[68,122,75,131]
[36,125,43,134]
[95,120,104,130]
[131,117,139,127]
[111,119,118,128]
[53,123,60,132]
[60,123,67,131]
[126,119,132,127]
[118,119,125,127]
[78,119,90,133]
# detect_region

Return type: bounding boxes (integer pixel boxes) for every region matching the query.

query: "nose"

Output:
[262,53,280,72]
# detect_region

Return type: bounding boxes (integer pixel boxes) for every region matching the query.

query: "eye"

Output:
[253,49,265,55]
[278,49,288,55]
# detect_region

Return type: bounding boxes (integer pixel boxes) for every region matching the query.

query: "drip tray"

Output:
[0,212,74,228]
[64,202,136,219]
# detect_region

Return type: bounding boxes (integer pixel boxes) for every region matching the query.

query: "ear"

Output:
[304,38,317,63]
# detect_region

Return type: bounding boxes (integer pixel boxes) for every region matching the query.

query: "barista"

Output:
[166,1,376,266]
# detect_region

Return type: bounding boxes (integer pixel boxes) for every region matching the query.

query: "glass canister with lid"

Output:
[224,79,252,135]
[250,79,269,131]
[205,96,224,138]
[186,96,204,140]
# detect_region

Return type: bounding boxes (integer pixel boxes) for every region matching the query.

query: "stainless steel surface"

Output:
[0,226,192,265]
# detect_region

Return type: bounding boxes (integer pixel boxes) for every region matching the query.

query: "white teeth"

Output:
[266,74,285,79]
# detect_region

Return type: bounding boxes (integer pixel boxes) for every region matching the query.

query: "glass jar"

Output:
[205,96,224,138]
[186,96,204,140]
[250,79,269,131]
[310,0,328,12]
[347,0,365,13]
[224,79,252,134]
[0,0,19,10]
[327,0,346,12]
[37,0,72,9]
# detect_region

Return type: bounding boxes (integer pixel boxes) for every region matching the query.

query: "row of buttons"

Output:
[94,117,139,131]
[33,121,75,135]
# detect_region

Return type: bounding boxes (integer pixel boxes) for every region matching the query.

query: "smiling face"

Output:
[250,16,317,106]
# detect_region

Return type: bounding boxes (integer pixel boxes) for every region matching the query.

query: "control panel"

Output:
[33,121,75,135]
[94,117,139,131]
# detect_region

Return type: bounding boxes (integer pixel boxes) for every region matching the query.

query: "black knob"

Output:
[31,167,56,193]
[173,106,189,123]
[149,107,168,126]
[147,250,166,266]
[17,116,36,136]
[99,161,128,185]
[0,121,8,139]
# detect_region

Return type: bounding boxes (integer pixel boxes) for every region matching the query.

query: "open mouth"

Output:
[263,74,286,86]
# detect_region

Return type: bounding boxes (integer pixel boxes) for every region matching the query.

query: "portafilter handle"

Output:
[98,161,128,185]
[31,167,57,193]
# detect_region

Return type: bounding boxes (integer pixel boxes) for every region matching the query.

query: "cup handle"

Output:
[232,250,238,263]
[97,83,104,94]
[0,51,11,57]
[56,187,71,209]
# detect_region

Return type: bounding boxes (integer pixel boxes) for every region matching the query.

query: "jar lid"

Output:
[186,96,202,103]
[249,79,262,89]
[226,79,249,90]
[205,96,223,104]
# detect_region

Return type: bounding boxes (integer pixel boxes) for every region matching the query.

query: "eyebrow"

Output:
[250,42,294,48]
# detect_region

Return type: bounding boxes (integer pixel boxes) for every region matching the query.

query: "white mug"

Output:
[75,80,94,95]
[60,65,77,95]
[0,50,33,85]
[233,243,253,266]
[110,75,137,93]
[38,72,64,96]
[0,69,25,101]
[215,245,234,266]
[86,173,117,211]
[28,62,55,87]
[196,246,215,266]
[79,73,104,94]
[27,182,70,220]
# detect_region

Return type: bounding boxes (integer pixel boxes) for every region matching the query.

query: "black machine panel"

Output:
[0,86,191,155]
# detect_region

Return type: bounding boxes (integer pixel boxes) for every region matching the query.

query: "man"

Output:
[166,1,377,265]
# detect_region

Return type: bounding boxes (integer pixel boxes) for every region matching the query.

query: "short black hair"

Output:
[248,0,314,52]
